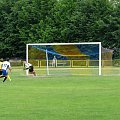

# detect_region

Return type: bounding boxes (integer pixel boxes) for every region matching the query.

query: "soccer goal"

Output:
[26,42,101,76]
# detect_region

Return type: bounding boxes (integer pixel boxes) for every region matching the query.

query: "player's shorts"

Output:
[2,70,8,76]
[0,70,2,75]
[29,66,33,72]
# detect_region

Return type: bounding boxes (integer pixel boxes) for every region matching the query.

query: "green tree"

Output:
[0,0,119,59]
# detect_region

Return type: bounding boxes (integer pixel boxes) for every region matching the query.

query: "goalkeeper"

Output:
[23,61,36,76]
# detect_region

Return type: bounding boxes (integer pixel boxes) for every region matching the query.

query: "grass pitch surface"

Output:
[0,68,120,120]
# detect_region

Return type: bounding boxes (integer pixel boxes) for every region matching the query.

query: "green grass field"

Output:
[0,67,120,120]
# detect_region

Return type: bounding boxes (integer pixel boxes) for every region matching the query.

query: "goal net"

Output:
[26,42,101,76]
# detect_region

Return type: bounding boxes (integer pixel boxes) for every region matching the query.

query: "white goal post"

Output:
[26,42,102,76]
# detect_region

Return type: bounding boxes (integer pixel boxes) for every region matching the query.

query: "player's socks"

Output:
[8,75,11,81]
[3,77,7,82]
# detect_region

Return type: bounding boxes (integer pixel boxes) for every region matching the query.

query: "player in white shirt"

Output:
[24,61,36,76]
[0,58,12,82]
[52,56,57,67]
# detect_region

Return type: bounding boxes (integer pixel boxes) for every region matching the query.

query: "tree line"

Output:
[0,0,120,59]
